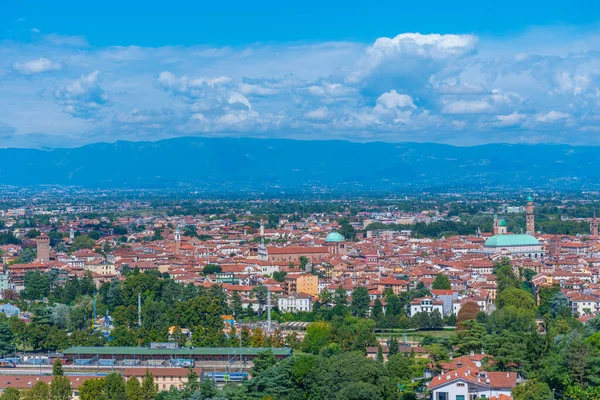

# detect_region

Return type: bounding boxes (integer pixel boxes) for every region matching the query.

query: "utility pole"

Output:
[92,293,97,330]
[138,292,142,327]
[267,290,272,332]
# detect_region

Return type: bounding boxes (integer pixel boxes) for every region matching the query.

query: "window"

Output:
[456,396,465,400]
[436,393,448,400]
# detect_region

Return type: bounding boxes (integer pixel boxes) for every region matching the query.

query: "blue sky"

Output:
[1,0,600,147]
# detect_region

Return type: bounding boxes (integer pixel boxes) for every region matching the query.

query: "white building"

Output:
[428,368,517,400]
[482,234,545,259]
[569,293,599,316]
[278,292,313,313]
[409,297,444,317]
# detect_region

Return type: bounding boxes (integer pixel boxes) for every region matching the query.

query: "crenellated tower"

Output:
[526,196,535,235]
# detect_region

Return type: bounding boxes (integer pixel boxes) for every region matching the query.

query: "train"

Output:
[0,359,16,368]
[203,372,249,383]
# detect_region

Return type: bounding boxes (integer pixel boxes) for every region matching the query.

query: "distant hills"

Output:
[0,137,599,192]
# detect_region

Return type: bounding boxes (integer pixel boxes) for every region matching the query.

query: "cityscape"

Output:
[3,1,600,400]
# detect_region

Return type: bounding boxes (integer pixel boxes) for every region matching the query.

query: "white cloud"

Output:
[157,71,231,99]
[443,100,494,115]
[495,112,527,127]
[238,83,278,96]
[435,80,487,94]
[228,92,251,109]
[53,70,109,118]
[13,58,62,75]
[305,107,330,120]
[348,33,478,86]
[43,33,89,47]
[307,82,355,98]
[30,28,40,34]
[375,90,416,109]
[536,110,571,123]
[3,27,600,145]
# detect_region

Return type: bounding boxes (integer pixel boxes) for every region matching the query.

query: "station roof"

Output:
[63,346,292,356]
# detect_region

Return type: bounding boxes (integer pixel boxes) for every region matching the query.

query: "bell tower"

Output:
[591,213,599,238]
[174,227,181,255]
[526,196,535,235]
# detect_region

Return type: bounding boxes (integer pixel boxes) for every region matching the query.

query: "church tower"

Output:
[36,234,50,262]
[257,221,268,261]
[526,196,535,235]
[493,215,507,235]
[174,227,181,255]
[591,213,599,238]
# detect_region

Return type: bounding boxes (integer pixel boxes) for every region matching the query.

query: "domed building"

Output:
[483,215,545,259]
[325,231,344,243]
[325,230,346,255]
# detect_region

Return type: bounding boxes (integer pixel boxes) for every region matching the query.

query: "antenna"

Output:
[138,292,142,327]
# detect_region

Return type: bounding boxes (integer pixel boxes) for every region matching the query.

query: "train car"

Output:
[204,371,248,383]
[24,356,49,365]
[170,358,194,367]
[0,360,16,368]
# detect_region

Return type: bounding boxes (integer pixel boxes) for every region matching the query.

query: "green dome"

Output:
[485,234,540,247]
[325,231,344,243]
[527,196,533,202]
[499,219,507,227]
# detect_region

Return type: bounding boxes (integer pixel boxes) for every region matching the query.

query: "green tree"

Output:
[78,379,104,400]
[550,292,571,317]
[454,321,486,355]
[299,256,309,271]
[50,376,72,400]
[202,264,222,275]
[512,379,553,400]
[351,287,370,318]
[251,286,268,314]
[372,298,383,319]
[103,373,126,400]
[125,378,141,400]
[71,235,95,251]
[199,379,217,399]
[385,294,402,316]
[140,370,157,400]
[2,388,21,400]
[26,229,41,239]
[388,336,399,357]
[432,274,451,290]
[496,288,536,310]
[496,262,520,293]
[302,321,331,354]
[182,370,199,399]
[0,322,14,356]
[386,353,414,381]
[272,271,287,282]
[252,350,277,376]
[52,359,64,376]
[376,344,384,363]
[23,382,49,400]
[430,309,444,329]
[230,291,243,318]
[23,271,50,300]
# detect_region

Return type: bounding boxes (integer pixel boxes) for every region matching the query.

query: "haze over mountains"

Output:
[1,137,599,191]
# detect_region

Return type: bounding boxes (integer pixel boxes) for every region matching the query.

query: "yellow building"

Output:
[284,273,319,297]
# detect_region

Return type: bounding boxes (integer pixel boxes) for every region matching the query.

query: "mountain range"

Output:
[1,137,599,192]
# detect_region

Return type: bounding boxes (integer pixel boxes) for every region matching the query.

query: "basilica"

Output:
[482,197,545,259]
